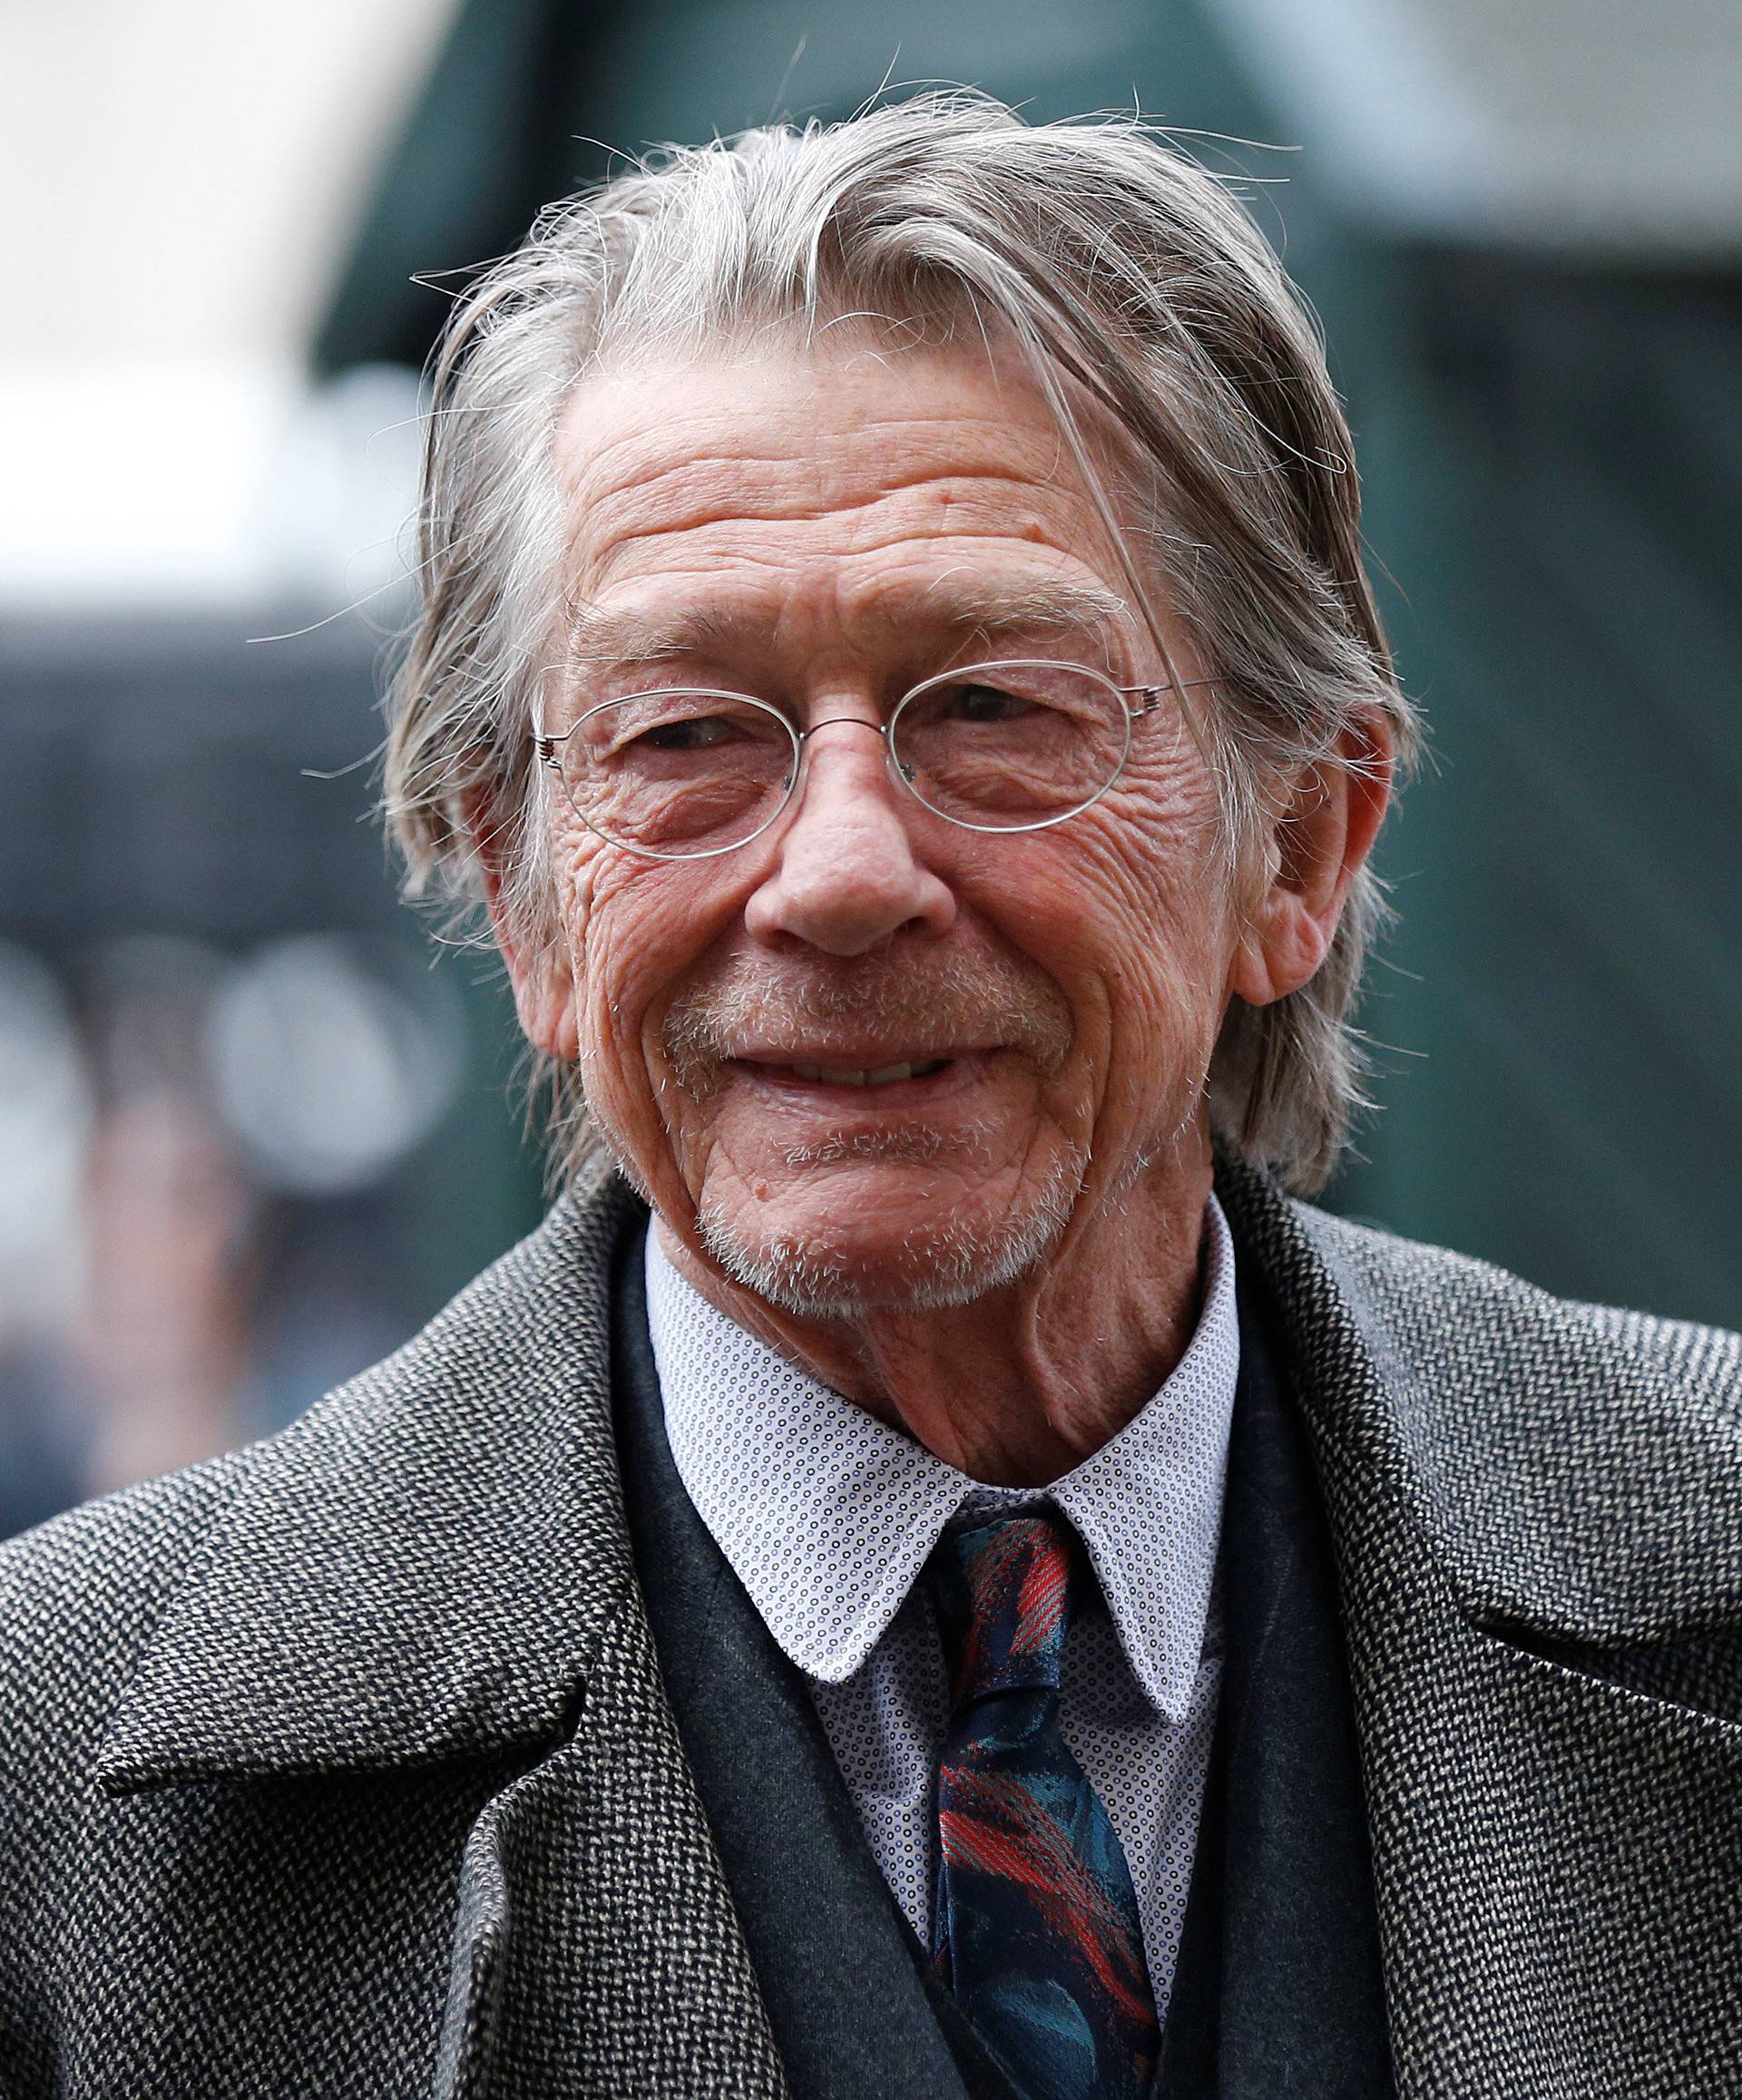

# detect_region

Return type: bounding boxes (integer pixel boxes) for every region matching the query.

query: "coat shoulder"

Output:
[1253,1192,1742,1640]
[0,1166,640,1825]
[1288,1200,1742,1422]
[0,1452,244,1701]
[0,1455,245,1867]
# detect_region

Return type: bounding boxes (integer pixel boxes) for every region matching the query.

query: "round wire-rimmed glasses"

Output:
[532,657,1212,862]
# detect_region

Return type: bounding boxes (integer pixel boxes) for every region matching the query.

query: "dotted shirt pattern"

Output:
[646,1198,1238,2024]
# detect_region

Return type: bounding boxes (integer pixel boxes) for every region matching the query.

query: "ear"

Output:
[1228,718,1394,1008]
[463,784,580,1061]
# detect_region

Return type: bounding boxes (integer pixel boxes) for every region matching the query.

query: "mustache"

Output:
[661,952,1074,1083]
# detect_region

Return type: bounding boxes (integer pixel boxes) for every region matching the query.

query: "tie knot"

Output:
[932,1510,1073,1706]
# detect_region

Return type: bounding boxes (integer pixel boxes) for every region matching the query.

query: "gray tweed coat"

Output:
[3,1156,1741,2098]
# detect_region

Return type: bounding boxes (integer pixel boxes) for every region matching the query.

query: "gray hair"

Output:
[384,92,1419,1196]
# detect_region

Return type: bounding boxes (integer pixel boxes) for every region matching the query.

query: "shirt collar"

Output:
[646,1199,1238,1724]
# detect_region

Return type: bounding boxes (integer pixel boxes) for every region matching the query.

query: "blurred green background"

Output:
[4,0,1738,1532]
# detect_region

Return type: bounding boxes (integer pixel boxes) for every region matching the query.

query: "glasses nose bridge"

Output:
[786,711,908,812]
[795,711,892,750]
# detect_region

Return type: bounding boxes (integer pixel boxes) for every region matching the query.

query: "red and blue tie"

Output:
[930,1511,1160,2100]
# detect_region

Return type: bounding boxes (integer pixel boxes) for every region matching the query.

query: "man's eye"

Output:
[632,714,739,752]
[944,683,1032,725]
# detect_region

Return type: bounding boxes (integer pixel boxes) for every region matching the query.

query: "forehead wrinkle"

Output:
[563,377,1069,499]
[556,357,1156,675]
[562,462,1085,633]
[563,573,1134,675]
[575,460,1076,571]
[561,387,1101,568]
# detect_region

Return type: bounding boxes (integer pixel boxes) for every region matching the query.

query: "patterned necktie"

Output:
[929,1510,1160,2100]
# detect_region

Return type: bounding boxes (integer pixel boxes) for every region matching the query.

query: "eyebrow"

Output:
[562,578,1133,671]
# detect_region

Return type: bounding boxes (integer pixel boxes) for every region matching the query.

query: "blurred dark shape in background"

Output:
[0,612,538,1532]
[5,0,1739,1534]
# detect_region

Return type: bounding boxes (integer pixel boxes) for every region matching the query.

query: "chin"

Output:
[695,1157,1081,1320]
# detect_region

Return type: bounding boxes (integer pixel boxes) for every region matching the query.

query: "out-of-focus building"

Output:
[0,0,537,1531]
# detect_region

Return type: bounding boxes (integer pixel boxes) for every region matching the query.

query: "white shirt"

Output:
[645,1198,1238,2022]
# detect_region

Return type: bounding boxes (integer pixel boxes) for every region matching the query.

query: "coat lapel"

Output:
[432,1606,788,2098]
[97,1160,646,1789]
[1217,1157,1742,2100]
[96,1162,787,2098]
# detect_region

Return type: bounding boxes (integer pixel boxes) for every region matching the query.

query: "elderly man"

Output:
[4,96,1741,2100]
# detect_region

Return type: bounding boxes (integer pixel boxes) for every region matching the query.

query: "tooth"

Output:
[781,1057,954,1088]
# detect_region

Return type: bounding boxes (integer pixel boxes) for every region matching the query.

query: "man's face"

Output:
[527,337,1250,1315]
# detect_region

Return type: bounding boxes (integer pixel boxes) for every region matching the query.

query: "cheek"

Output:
[989,773,1238,1107]
[1032,760,1233,963]
[565,857,735,1110]
[1101,749,1238,977]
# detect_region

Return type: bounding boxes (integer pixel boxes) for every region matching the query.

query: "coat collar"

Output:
[1214,1155,1742,1648]
[98,1159,648,1792]
[99,1154,1742,1793]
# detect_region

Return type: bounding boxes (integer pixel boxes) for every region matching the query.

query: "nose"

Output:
[742,720,956,956]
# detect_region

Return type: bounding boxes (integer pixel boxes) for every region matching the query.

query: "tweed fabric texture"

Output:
[1,1154,1740,2095]
[0,1160,785,2098]
[1215,1167,1742,2100]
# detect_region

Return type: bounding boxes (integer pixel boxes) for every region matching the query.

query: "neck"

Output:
[658,1139,1214,1488]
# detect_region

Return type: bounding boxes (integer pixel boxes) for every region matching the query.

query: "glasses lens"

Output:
[561,690,797,858]
[891,661,1131,830]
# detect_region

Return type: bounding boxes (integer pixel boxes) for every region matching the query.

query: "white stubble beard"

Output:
[691,1116,1091,1319]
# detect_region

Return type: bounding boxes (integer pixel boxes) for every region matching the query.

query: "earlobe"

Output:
[1228,726,1393,1009]
[506,937,581,1061]
[1229,894,1328,1009]
[463,783,581,1060]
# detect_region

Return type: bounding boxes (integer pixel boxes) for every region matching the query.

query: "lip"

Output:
[729,1038,999,1065]
[730,1049,1001,1104]
[781,1057,951,1088]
